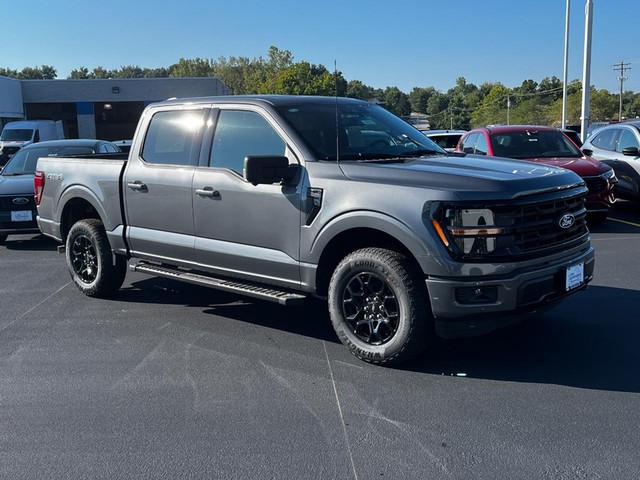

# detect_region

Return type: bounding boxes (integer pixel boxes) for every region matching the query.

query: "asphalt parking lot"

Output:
[2,203,640,479]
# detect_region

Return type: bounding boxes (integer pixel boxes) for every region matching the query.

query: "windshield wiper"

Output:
[323,153,404,161]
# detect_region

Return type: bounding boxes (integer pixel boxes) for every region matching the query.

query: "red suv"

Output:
[455,125,617,224]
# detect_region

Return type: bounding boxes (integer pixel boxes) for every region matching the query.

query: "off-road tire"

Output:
[328,247,431,366]
[66,219,126,297]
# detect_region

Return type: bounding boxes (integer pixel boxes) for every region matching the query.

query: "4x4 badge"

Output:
[558,213,575,229]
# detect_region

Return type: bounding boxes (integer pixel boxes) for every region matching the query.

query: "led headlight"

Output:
[432,207,504,257]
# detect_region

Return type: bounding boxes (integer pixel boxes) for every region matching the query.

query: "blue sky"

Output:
[5,0,639,93]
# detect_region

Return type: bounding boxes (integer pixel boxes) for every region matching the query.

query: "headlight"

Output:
[432,207,504,257]
[602,168,617,182]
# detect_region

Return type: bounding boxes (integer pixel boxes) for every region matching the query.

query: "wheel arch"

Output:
[314,224,428,298]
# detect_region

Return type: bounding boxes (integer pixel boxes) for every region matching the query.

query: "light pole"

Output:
[562,0,570,128]
[580,0,594,143]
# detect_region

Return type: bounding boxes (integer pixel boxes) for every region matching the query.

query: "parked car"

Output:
[559,128,583,148]
[0,139,122,244]
[581,121,640,202]
[455,125,617,224]
[420,129,467,152]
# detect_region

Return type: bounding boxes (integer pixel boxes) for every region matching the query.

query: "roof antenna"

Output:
[334,60,339,163]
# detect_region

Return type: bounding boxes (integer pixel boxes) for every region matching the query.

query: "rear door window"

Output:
[142,109,207,166]
[590,128,618,151]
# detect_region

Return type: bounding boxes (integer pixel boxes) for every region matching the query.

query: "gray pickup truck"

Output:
[35,95,594,365]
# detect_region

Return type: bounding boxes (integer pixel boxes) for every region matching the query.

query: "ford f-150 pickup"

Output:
[35,95,595,365]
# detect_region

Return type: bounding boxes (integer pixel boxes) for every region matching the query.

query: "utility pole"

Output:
[613,61,631,121]
[507,94,511,125]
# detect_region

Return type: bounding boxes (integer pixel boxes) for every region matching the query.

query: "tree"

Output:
[471,84,509,127]
[408,87,436,114]
[383,87,411,116]
[346,80,376,100]
[69,67,90,79]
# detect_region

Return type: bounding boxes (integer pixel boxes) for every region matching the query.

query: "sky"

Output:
[4,0,640,94]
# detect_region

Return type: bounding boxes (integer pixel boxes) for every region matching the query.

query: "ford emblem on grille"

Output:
[558,213,576,229]
[12,197,29,205]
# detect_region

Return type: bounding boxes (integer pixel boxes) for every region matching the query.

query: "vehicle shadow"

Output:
[117,277,639,392]
[411,284,640,393]
[3,234,58,251]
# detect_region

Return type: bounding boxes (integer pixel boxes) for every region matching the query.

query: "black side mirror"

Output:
[244,155,298,186]
[582,148,593,157]
[622,146,640,157]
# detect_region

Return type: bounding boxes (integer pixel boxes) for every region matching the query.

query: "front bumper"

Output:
[427,245,595,338]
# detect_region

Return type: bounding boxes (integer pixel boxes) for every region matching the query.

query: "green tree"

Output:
[471,84,509,127]
[408,87,436,114]
[383,86,411,116]
[69,67,89,79]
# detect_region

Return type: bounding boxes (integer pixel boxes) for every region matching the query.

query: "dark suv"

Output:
[456,125,617,224]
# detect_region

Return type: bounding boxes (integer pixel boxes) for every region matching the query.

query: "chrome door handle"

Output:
[127,181,147,191]
[196,187,220,198]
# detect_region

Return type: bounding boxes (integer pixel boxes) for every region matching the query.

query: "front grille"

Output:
[442,188,590,262]
[2,146,20,156]
[583,176,606,194]
[492,191,588,258]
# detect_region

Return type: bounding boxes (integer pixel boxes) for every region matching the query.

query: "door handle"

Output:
[127,181,147,191]
[196,187,220,198]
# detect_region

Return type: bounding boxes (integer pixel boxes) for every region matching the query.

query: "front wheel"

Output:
[65,219,127,297]
[328,248,431,365]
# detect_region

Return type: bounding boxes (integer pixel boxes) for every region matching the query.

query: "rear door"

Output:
[192,107,304,289]
[123,106,209,266]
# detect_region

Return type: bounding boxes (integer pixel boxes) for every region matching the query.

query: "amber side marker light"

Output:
[431,220,449,247]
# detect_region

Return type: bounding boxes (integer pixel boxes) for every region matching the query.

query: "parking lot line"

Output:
[608,217,640,228]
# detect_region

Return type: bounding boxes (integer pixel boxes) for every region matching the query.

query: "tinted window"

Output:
[461,133,478,153]
[1,145,95,175]
[590,128,618,151]
[616,129,640,152]
[209,110,286,174]
[474,134,488,155]
[142,110,206,166]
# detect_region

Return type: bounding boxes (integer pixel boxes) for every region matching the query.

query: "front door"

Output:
[192,108,304,289]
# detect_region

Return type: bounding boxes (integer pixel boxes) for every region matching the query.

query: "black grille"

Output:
[583,176,606,194]
[2,146,20,156]
[444,189,590,262]
[492,192,588,258]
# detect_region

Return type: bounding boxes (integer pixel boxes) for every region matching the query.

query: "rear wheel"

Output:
[66,219,127,297]
[328,247,431,365]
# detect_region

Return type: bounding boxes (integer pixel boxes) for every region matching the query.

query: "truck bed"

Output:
[36,155,127,243]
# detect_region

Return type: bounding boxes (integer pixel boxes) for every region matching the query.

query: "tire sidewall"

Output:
[66,220,107,296]
[329,251,416,363]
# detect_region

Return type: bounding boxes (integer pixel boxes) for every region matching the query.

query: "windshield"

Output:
[1,128,34,142]
[2,145,95,175]
[489,129,582,159]
[274,102,446,161]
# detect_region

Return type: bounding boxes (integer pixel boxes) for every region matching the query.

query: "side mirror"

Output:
[244,156,298,186]
[622,146,640,157]
[581,148,593,157]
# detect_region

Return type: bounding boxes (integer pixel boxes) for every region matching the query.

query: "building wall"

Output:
[12,77,231,140]
[0,76,25,128]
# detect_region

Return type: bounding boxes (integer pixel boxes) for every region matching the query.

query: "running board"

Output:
[130,261,306,306]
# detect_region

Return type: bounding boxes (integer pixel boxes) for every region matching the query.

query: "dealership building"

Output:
[0,76,231,140]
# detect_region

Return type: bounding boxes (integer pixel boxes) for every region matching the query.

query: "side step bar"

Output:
[130,261,307,306]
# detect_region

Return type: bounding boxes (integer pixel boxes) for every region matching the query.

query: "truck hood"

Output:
[519,155,611,176]
[338,155,584,201]
[0,173,35,195]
